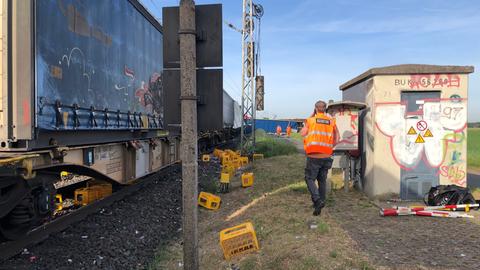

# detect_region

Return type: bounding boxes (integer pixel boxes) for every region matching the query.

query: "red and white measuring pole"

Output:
[396,204,479,212]
[380,207,476,218]
[396,204,480,212]
[414,210,473,218]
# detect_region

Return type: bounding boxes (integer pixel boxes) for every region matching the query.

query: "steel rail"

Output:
[0,161,179,262]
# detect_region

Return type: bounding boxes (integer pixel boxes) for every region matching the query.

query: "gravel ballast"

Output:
[2,160,221,270]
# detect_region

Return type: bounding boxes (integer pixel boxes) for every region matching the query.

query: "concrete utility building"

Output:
[340,64,474,199]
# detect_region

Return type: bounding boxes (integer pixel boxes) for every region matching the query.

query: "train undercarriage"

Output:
[0,128,238,241]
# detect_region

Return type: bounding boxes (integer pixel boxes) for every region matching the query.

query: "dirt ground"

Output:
[331,192,480,270]
[151,152,480,270]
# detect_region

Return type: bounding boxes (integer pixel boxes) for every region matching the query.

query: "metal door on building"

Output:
[400,91,440,200]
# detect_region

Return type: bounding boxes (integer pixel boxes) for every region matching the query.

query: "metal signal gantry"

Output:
[240,0,263,154]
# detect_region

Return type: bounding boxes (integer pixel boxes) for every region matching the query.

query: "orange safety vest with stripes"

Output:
[303,113,335,155]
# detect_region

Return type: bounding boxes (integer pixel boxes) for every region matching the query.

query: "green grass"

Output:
[254,129,298,158]
[316,220,330,234]
[148,244,181,270]
[290,132,303,142]
[468,128,480,170]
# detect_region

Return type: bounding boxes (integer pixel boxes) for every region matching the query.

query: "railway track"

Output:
[0,162,179,262]
[0,138,238,263]
[0,137,238,264]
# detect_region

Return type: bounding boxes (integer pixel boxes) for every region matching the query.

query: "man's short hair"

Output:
[315,100,326,112]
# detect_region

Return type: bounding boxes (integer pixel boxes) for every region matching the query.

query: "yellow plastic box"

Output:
[221,154,232,165]
[55,194,63,211]
[241,172,254,187]
[239,157,249,166]
[231,160,241,169]
[202,154,210,162]
[225,149,237,156]
[198,191,221,210]
[253,153,264,160]
[74,183,112,206]
[222,164,236,177]
[213,149,224,158]
[219,222,259,260]
[220,172,231,183]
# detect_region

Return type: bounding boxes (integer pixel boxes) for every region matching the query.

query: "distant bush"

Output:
[254,136,298,158]
[255,129,267,139]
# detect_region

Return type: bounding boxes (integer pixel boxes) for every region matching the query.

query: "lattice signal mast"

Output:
[240,0,263,154]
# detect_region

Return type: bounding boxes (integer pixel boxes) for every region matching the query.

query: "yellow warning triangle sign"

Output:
[415,134,425,143]
[424,129,433,137]
[407,126,417,135]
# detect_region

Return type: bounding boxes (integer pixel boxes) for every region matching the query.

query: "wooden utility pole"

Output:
[179,0,198,269]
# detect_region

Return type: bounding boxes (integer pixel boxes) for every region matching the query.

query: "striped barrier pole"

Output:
[380,208,474,218]
[415,210,474,218]
[393,204,479,213]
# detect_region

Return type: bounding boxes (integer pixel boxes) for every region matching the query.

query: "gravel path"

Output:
[329,191,480,270]
[1,160,221,270]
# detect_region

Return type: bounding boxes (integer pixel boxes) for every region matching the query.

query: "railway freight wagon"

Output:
[197,90,241,152]
[0,0,233,240]
[340,64,474,200]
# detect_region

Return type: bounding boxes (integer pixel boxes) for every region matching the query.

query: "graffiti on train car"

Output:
[374,97,467,186]
[35,0,164,130]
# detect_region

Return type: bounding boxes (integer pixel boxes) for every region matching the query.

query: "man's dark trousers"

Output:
[305,157,333,205]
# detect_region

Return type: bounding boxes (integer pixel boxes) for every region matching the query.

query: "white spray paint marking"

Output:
[375,99,466,169]
[60,47,93,92]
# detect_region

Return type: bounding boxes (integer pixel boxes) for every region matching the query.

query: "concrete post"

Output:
[179,1,198,269]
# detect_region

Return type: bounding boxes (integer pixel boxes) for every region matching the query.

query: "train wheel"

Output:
[0,176,55,241]
[0,177,29,218]
[0,194,35,240]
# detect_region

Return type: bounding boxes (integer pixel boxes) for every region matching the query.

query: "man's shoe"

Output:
[313,200,324,216]
[313,206,322,216]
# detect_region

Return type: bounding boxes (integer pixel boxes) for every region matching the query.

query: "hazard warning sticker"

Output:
[424,129,433,137]
[416,120,428,131]
[407,126,417,135]
[415,134,425,143]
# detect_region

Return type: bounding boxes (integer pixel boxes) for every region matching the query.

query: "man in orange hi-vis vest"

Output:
[300,100,338,216]
[276,125,282,136]
[286,125,292,137]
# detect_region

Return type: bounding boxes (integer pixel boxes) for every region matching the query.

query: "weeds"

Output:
[301,256,319,269]
[289,182,308,193]
[325,195,335,207]
[329,250,338,258]
[360,261,375,270]
[254,129,298,157]
[148,244,180,270]
[240,257,258,270]
[317,221,330,234]
[468,128,480,170]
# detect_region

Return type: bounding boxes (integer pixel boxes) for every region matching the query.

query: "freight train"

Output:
[0,0,239,240]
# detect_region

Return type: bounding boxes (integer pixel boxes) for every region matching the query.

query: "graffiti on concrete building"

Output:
[329,107,359,149]
[394,74,462,89]
[374,97,467,186]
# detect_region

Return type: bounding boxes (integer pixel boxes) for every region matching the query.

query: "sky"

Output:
[141,0,480,122]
